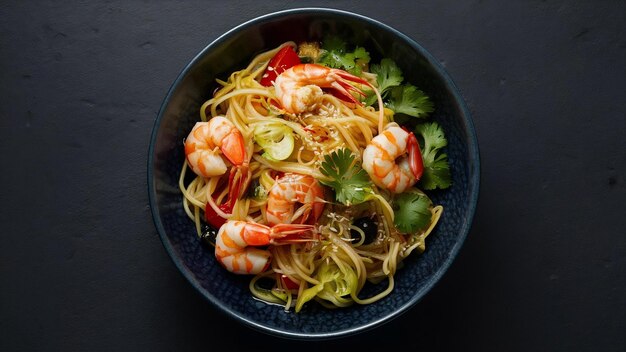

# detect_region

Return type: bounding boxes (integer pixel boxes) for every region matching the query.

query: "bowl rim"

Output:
[148,7,480,340]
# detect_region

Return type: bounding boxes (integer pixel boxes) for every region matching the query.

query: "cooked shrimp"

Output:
[184,116,246,178]
[362,126,423,194]
[274,63,371,114]
[266,173,325,226]
[215,220,316,274]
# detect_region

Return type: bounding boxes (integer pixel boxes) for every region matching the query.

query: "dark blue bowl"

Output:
[148,8,479,339]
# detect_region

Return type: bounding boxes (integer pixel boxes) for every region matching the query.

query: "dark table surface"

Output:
[1,1,624,351]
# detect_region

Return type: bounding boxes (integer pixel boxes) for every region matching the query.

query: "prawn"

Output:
[215,220,316,274]
[184,116,246,178]
[266,173,325,226]
[274,63,371,114]
[185,116,249,210]
[362,126,423,194]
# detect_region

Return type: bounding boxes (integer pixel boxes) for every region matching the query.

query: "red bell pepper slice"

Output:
[280,274,300,290]
[204,202,230,228]
[259,46,301,86]
[204,167,248,228]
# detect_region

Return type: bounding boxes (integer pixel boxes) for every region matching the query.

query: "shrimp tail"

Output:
[407,132,424,180]
[220,129,246,166]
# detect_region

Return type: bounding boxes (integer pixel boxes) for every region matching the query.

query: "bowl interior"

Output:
[149,8,479,339]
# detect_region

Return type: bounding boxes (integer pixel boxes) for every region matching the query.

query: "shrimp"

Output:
[362,126,423,194]
[274,63,371,114]
[266,173,325,226]
[215,220,316,274]
[184,116,246,178]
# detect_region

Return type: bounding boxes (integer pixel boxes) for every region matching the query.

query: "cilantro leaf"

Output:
[319,149,373,205]
[321,36,346,53]
[414,122,452,190]
[393,191,432,234]
[386,84,434,118]
[372,58,404,95]
[319,51,355,70]
[351,47,370,62]
[318,36,371,75]
[363,58,404,106]
[343,47,371,75]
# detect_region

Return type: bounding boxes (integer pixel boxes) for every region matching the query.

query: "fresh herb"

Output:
[370,58,404,99]
[317,36,371,75]
[386,84,434,118]
[414,122,451,190]
[393,190,432,234]
[321,36,346,53]
[363,58,433,120]
[319,149,373,206]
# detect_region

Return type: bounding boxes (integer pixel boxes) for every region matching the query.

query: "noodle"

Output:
[179,42,445,311]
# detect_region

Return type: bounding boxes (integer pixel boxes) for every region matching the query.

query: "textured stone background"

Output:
[1,1,624,351]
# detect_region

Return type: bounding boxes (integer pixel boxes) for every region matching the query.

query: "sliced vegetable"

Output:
[295,260,357,312]
[296,281,324,312]
[319,148,373,206]
[259,46,301,86]
[253,121,295,161]
[250,277,286,305]
[393,189,432,234]
[316,260,357,306]
[280,274,300,291]
[204,202,230,228]
[204,168,247,228]
[414,122,452,190]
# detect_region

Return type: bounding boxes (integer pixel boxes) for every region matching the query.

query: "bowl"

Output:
[148,8,479,339]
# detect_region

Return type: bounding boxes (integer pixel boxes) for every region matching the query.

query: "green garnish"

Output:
[386,84,434,118]
[393,190,433,234]
[372,58,404,95]
[317,36,371,75]
[253,121,295,161]
[296,260,357,312]
[363,58,433,120]
[414,122,452,190]
[363,58,404,106]
[319,148,373,206]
